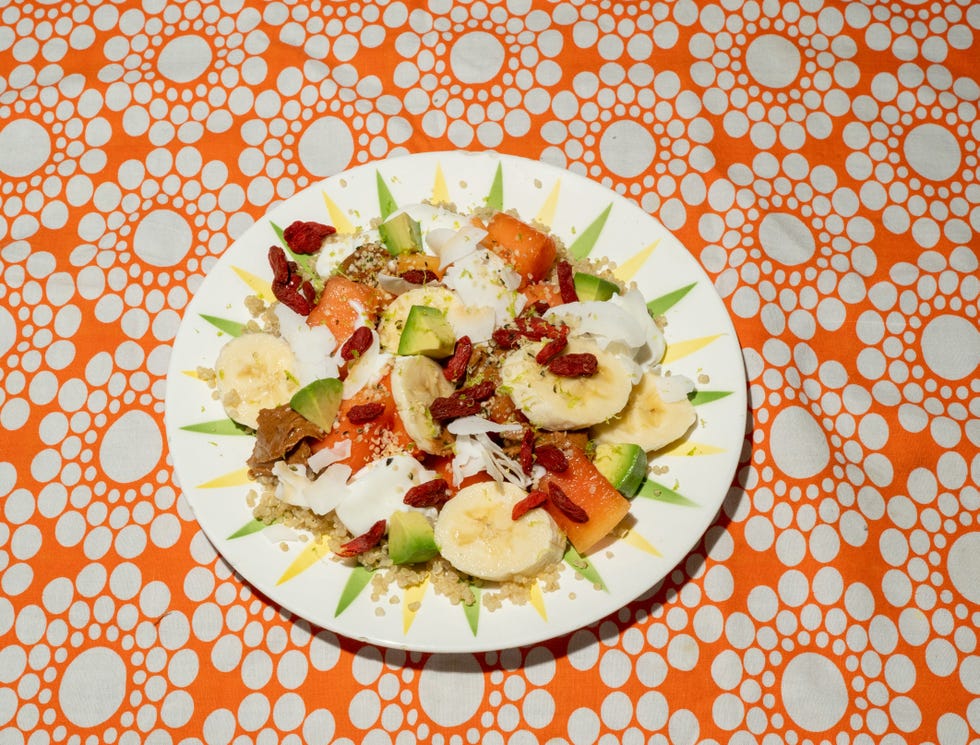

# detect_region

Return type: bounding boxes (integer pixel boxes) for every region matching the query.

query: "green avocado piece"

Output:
[574,272,620,302]
[378,212,423,256]
[388,510,439,565]
[397,305,455,358]
[593,442,647,498]
[289,377,343,431]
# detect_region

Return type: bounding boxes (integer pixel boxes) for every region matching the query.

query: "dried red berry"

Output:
[519,428,534,476]
[283,220,336,255]
[443,336,472,383]
[336,519,386,557]
[535,444,569,473]
[492,327,521,349]
[512,490,548,521]
[458,380,496,402]
[403,478,451,508]
[429,396,482,422]
[547,482,588,523]
[535,325,569,365]
[341,326,373,362]
[399,269,439,285]
[547,353,598,378]
[269,245,316,316]
[557,260,578,304]
[347,402,386,424]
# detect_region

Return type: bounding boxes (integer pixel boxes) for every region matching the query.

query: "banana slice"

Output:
[590,371,697,452]
[377,286,461,353]
[434,481,566,582]
[214,332,300,429]
[498,337,633,431]
[390,355,456,454]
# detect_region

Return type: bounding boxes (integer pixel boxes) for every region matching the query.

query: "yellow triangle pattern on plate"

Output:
[276,534,332,586]
[432,164,450,204]
[322,191,355,234]
[534,180,561,228]
[613,239,660,283]
[662,334,724,364]
[622,529,662,557]
[529,580,547,620]
[182,369,200,379]
[197,467,251,489]
[402,576,429,633]
[232,266,273,301]
[660,440,727,457]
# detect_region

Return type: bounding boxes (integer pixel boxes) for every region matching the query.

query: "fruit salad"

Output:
[210,203,698,595]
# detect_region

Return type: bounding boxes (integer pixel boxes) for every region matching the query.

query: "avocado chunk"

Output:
[378,212,423,256]
[397,305,455,358]
[592,442,647,498]
[574,272,620,302]
[289,377,343,431]
[388,510,439,564]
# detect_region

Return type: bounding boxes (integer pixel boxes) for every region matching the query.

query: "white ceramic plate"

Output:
[165,151,746,653]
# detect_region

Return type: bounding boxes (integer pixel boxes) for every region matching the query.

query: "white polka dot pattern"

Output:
[0,0,977,741]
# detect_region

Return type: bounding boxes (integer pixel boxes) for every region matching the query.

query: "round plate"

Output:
[164,150,747,653]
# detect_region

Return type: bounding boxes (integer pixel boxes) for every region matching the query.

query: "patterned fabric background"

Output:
[1,0,978,742]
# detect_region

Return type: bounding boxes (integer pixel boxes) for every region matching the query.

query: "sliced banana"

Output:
[498,337,633,431]
[214,332,300,429]
[590,371,697,452]
[390,355,456,454]
[377,286,461,353]
[434,481,566,582]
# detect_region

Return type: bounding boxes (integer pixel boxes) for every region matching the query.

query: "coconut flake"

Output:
[315,231,378,277]
[274,303,340,385]
[376,273,418,296]
[451,432,531,489]
[428,225,487,269]
[442,249,525,328]
[335,454,438,536]
[264,524,304,543]
[307,440,352,473]
[447,416,524,436]
[304,462,353,515]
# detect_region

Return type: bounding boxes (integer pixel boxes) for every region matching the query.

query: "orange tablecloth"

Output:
[2,1,978,742]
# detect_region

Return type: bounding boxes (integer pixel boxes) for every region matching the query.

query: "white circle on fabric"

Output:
[418,654,483,726]
[99,410,162,483]
[758,213,815,266]
[450,31,504,84]
[903,123,960,181]
[299,117,354,177]
[0,119,51,177]
[920,315,980,381]
[948,533,980,603]
[745,35,800,88]
[133,209,192,267]
[157,34,212,83]
[599,120,655,178]
[780,652,848,731]
[58,647,127,727]
[599,649,632,688]
[769,406,830,478]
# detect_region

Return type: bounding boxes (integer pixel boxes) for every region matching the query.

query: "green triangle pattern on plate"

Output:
[485,163,504,211]
[564,545,606,591]
[335,566,375,616]
[568,203,612,259]
[647,282,696,317]
[227,518,269,539]
[200,314,245,337]
[688,390,733,406]
[635,479,698,507]
[463,586,481,635]
[376,171,398,220]
[181,419,251,436]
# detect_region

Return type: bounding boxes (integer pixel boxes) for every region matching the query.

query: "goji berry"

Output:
[557,260,578,304]
[283,220,336,255]
[347,402,386,424]
[547,353,598,378]
[403,478,451,508]
[547,482,588,523]
[512,490,548,521]
[535,444,569,473]
[336,519,386,557]
[443,336,472,383]
[341,326,373,362]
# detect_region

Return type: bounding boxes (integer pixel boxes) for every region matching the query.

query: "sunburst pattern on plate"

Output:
[166,151,746,652]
